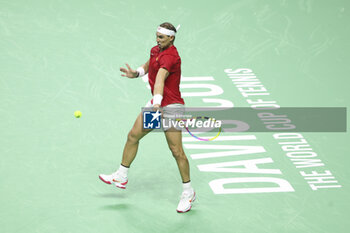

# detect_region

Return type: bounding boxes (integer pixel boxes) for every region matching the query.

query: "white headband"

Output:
[157,24,181,36]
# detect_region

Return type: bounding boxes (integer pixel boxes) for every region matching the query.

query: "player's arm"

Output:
[120,59,150,78]
[153,68,169,109]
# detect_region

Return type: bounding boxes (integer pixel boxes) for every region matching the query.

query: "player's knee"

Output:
[127,130,140,144]
[169,145,184,159]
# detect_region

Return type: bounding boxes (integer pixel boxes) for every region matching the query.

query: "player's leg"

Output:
[164,128,196,213]
[99,113,151,189]
[164,128,190,182]
[121,112,152,166]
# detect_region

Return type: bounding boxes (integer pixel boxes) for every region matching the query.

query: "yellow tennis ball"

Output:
[74,110,82,118]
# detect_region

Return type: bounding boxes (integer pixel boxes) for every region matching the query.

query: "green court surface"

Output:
[1,0,349,232]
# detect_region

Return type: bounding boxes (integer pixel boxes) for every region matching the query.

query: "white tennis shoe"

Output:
[176,189,196,213]
[99,171,128,189]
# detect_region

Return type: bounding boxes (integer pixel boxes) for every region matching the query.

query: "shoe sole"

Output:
[99,175,128,189]
[99,175,112,184]
[177,192,196,213]
[115,183,126,189]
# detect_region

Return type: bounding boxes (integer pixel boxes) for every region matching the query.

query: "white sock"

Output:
[118,164,129,177]
[182,181,193,193]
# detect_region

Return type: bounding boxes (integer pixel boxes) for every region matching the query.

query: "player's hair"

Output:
[159,22,177,33]
[159,22,176,42]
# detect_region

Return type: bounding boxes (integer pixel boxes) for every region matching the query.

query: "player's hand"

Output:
[153,104,161,111]
[153,104,163,116]
[120,63,138,78]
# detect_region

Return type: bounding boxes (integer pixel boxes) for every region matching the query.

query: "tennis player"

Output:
[99,22,196,213]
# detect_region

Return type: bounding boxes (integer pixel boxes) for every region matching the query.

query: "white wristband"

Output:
[153,94,163,106]
[136,67,145,77]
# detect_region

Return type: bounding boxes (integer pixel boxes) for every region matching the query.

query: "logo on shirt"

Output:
[143,110,162,129]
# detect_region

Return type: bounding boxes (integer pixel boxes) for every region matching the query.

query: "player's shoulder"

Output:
[163,46,180,57]
[151,45,160,54]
